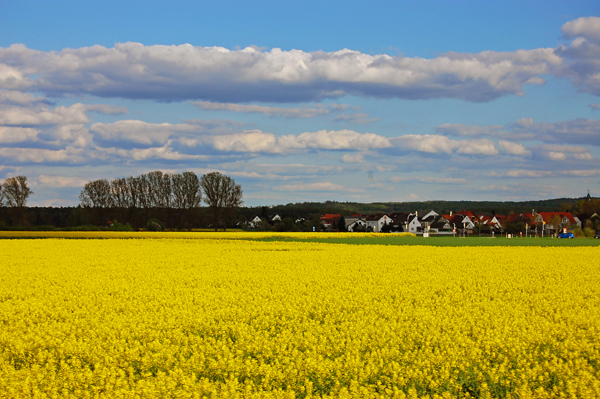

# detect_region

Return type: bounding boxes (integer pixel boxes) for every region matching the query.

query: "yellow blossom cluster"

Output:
[0,238,599,398]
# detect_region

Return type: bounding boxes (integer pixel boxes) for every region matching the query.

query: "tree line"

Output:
[0,172,242,231]
[78,171,242,230]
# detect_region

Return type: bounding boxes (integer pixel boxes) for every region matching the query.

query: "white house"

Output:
[347,218,366,231]
[366,214,393,232]
[249,216,263,228]
[407,214,422,234]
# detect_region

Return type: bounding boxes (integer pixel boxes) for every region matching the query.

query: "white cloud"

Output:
[35,175,88,188]
[194,101,328,118]
[333,113,380,124]
[91,120,199,145]
[562,16,600,44]
[0,126,39,143]
[556,17,600,96]
[455,139,498,155]
[437,117,600,146]
[393,134,457,154]
[0,42,561,103]
[213,130,279,153]
[532,144,593,161]
[497,140,531,156]
[0,90,48,105]
[342,153,365,163]
[275,182,364,193]
[589,103,600,110]
[501,170,553,178]
[561,169,600,177]
[293,130,391,150]
[392,134,497,155]
[84,104,128,115]
[0,147,85,163]
[212,129,392,153]
[390,176,467,184]
[436,123,505,137]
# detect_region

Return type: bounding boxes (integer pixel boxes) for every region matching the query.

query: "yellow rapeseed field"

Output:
[0,237,599,398]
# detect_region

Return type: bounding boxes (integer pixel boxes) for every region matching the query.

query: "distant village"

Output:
[243,193,600,236]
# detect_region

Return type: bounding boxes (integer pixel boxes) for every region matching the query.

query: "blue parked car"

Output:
[557,232,575,239]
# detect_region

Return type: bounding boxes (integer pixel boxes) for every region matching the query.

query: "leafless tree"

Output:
[110,178,131,208]
[147,171,172,208]
[200,172,243,231]
[172,172,202,209]
[129,174,151,209]
[79,179,112,208]
[2,176,34,207]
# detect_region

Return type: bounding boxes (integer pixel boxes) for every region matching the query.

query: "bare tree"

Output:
[129,174,151,209]
[2,176,34,207]
[200,172,243,231]
[0,183,4,207]
[172,172,202,209]
[147,171,172,208]
[110,178,131,209]
[79,179,112,208]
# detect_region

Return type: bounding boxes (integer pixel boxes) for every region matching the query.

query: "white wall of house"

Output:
[408,217,421,233]
[347,220,366,231]
[366,215,392,232]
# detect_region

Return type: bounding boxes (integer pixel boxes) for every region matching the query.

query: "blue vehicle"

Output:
[557,232,575,239]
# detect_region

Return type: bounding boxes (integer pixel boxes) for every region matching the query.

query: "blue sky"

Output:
[1,1,599,206]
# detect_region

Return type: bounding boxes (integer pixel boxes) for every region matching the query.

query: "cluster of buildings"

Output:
[316,210,593,235]
[246,209,589,234]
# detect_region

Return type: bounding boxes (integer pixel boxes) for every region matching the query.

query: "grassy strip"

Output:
[252,235,600,247]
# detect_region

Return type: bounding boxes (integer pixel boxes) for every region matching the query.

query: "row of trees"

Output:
[79,171,243,230]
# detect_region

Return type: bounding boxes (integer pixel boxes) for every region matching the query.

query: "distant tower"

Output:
[587,190,592,202]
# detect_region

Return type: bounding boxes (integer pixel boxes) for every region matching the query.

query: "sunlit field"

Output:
[1,236,600,398]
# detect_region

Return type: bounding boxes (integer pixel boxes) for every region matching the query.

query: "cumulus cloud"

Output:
[0,126,39,143]
[532,144,593,161]
[342,153,365,163]
[562,16,600,44]
[36,175,88,188]
[0,43,561,103]
[275,182,364,193]
[437,117,600,146]
[488,170,554,178]
[212,129,392,153]
[194,101,328,118]
[436,123,506,137]
[390,176,467,184]
[0,147,86,163]
[213,130,279,153]
[392,134,498,155]
[0,98,131,150]
[84,104,128,115]
[455,139,498,155]
[393,134,457,154]
[333,113,380,124]
[497,140,531,156]
[556,17,600,96]
[0,90,49,106]
[91,120,200,146]
[561,169,600,177]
